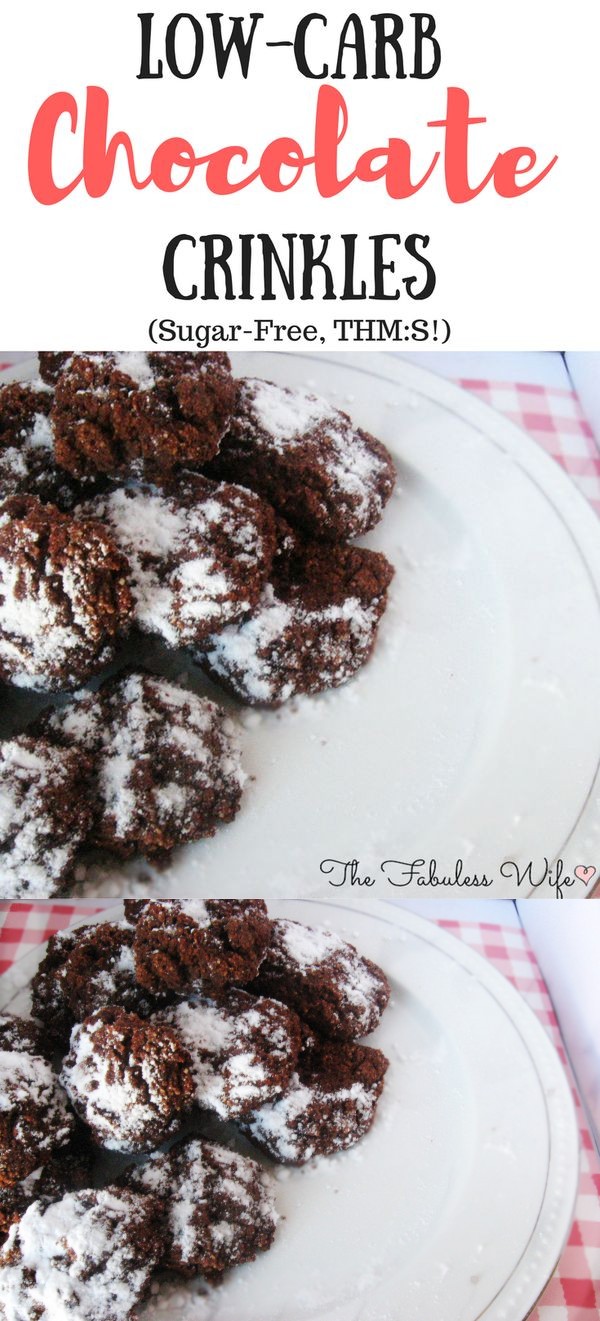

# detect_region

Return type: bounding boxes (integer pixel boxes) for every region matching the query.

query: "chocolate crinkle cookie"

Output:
[30,922,172,1051]
[78,473,276,648]
[195,520,394,705]
[241,1032,388,1164]
[158,990,302,1119]
[0,1049,74,1186]
[35,670,245,859]
[0,495,133,691]
[0,1129,94,1243]
[49,351,236,481]
[0,736,93,899]
[123,1137,277,1280]
[0,1185,162,1321]
[0,381,103,512]
[131,899,272,994]
[250,918,390,1040]
[206,376,396,542]
[61,1007,195,1153]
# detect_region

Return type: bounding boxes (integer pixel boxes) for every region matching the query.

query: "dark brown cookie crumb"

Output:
[132,899,272,994]
[0,495,133,691]
[196,521,394,705]
[250,917,390,1040]
[51,351,235,481]
[206,376,396,542]
[123,1137,277,1280]
[61,1007,195,1152]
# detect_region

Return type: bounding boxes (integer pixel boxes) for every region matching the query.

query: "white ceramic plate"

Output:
[2,354,600,898]
[0,898,579,1321]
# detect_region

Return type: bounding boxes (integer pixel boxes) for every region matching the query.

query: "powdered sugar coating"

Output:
[208,377,396,542]
[79,474,275,647]
[0,497,132,691]
[0,1050,74,1185]
[252,918,390,1040]
[112,353,156,389]
[124,1137,277,1279]
[159,991,301,1119]
[0,1185,162,1321]
[36,670,245,860]
[61,1008,195,1153]
[0,736,92,899]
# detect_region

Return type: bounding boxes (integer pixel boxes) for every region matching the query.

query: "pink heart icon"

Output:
[574,865,596,885]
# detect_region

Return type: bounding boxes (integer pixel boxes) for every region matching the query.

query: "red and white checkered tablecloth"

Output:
[458,380,600,517]
[0,904,597,1321]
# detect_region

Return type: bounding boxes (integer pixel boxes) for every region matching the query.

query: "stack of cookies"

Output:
[0,900,390,1321]
[0,354,397,895]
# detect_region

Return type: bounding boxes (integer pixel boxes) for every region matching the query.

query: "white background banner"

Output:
[2,0,598,348]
